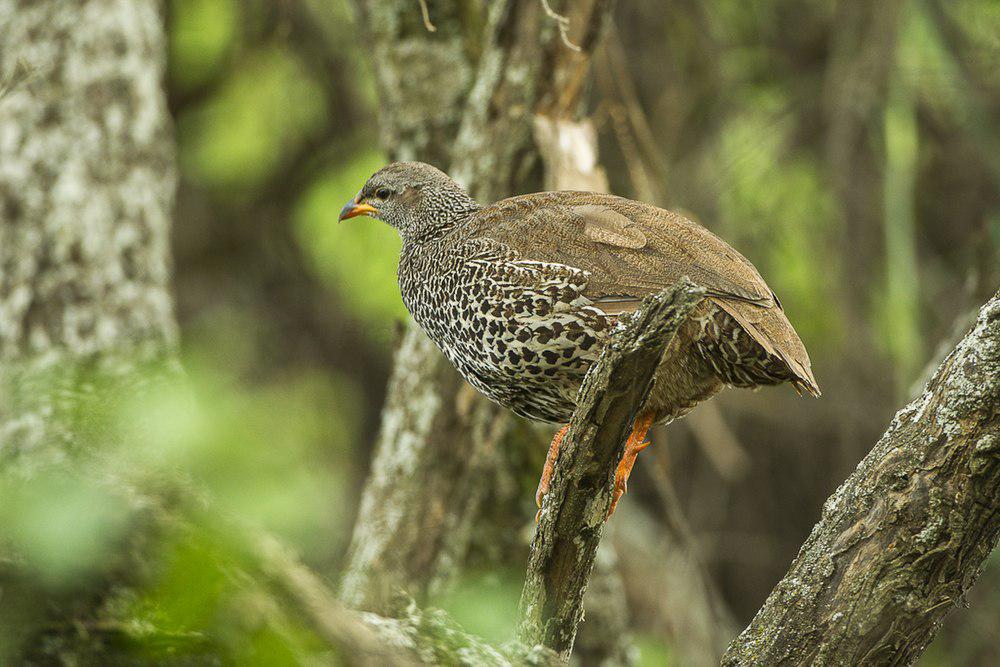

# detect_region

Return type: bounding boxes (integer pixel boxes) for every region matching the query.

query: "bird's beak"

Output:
[339,193,379,222]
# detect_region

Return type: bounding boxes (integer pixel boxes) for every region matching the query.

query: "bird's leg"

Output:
[607,411,656,520]
[535,424,569,512]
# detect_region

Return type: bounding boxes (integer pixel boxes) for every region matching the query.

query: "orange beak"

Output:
[339,193,379,222]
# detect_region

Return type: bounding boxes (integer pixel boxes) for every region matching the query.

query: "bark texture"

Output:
[517,280,705,659]
[339,329,510,608]
[724,291,1000,665]
[0,0,178,466]
[0,0,177,359]
[341,0,613,613]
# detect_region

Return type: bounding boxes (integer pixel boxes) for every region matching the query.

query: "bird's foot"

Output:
[606,411,656,520]
[607,439,650,519]
[535,424,569,521]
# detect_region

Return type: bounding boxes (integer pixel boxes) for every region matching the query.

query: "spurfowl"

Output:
[340,162,819,518]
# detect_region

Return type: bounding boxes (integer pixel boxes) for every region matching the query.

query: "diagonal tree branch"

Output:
[518,279,706,659]
[724,291,1000,665]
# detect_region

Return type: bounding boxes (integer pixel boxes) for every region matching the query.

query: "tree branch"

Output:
[256,533,560,666]
[517,279,706,659]
[724,291,1000,665]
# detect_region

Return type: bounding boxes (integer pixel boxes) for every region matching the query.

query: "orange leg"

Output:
[536,424,569,510]
[607,411,656,520]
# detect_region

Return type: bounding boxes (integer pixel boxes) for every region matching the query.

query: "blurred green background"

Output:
[4,0,998,664]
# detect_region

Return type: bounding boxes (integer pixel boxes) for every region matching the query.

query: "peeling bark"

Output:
[724,291,1000,666]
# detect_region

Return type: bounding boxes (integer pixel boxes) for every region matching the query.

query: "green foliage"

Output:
[0,474,130,585]
[170,0,238,90]
[713,100,841,351]
[437,569,523,643]
[123,527,329,664]
[948,0,1000,58]
[295,151,408,341]
[0,326,358,661]
[130,369,351,546]
[635,634,674,666]
[178,47,327,193]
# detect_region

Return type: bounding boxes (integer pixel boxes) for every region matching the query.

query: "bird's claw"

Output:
[534,424,568,522]
[606,439,650,520]
[535,478,547,510]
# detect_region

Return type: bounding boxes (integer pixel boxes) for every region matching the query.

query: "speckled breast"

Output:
[398,238,611,424]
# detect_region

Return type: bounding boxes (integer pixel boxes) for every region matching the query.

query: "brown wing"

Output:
[466,191,820,395]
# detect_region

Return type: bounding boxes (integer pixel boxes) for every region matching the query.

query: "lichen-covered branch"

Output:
[258,533,561,667]
[517,280,706,660]
[724,291,1000,665]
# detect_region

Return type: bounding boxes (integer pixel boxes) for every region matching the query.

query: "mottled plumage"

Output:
[341,162,818,428]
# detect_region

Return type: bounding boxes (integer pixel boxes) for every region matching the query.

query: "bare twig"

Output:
[596,27,671,202]
[517,279,706,660]
[685,403,750,481]
[417,0,436,33]
[540,0,582,52]
[613,504,739,666]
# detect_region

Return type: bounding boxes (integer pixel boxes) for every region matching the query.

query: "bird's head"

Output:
[339,162,478,241]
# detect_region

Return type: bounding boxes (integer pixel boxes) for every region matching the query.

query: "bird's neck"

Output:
[404,193,480,244]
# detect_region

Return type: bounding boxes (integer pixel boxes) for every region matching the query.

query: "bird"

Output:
[340,161,819,518]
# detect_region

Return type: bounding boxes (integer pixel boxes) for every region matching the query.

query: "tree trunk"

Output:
[0,0,178,392]
[0,3,179,460]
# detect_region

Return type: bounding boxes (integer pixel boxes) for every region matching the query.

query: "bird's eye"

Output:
[375,188,392,199]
